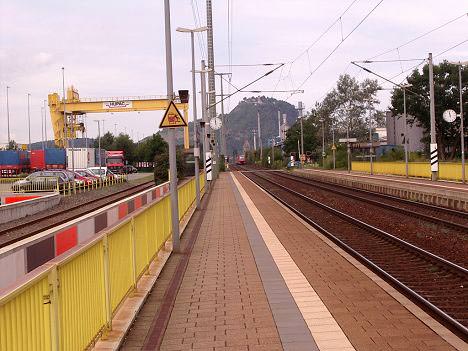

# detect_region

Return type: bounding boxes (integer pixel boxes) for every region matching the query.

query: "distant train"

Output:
[236,155,246,165]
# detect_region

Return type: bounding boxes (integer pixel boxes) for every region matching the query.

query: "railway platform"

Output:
[116,172,465,351]
[293,168,468,211]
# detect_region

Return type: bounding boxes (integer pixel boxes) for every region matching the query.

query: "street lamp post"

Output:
[176,26,208,208]
[6,86,11,146]
[27,94,31,150]
[94,120,102,181]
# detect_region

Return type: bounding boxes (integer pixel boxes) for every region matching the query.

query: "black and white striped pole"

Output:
[428,53,438,181]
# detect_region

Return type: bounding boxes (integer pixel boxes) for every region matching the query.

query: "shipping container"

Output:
[0,150,30,176]
[45,148,66,167]
[0,150,19,165]
[31,149,66,170]
[30,150,46,170]
[66,148,95,169]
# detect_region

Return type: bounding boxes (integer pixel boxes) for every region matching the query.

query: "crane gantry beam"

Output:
[48,86,190,148]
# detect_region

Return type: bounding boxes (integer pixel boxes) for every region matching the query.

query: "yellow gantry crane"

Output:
[48,86,190,148]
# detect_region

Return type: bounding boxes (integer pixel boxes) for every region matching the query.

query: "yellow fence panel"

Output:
[134,212,149,278]
[59,242,106,351]
[145,205,158,261]
[0,277,50,351]
[0,176,201,351]
[108,222,133,312]
[352,161,468,181]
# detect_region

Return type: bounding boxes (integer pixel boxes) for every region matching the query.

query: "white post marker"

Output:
[430,143,438,172]
[206,151,213,181]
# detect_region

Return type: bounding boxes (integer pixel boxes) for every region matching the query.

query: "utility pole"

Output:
[257,110,262,161]
[95,120,102,176]
[206,0,217,178]
[449,61,467,183]
[347,124,351,173]
[62,67,68,150]
[27,93,31,150]
[252,130,257,150]
[215,73,230,156]
[190,29,200,206]
[206,0,216,122]
[402,84,412,178]
[368,106,373,175]
[428,53,438,181]
[271,138,275,167]
[164,0,181,252]
[459,64,465,184]
[198,60,211,189]
[43,100,48,148]
[321,118,325,167]
[332,123,336,169]
[6,86,11,146]
[41,106,45,150]
[176,27,207,207]
[297,102,304,157]
[277,110,281,139]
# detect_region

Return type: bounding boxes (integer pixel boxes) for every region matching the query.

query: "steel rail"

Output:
[245,171,468,338]
[267,171,468,232]
[0,181,155,248]
[287,171,468,217]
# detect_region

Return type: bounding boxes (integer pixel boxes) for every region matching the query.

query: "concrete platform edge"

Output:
[239,172,467,351]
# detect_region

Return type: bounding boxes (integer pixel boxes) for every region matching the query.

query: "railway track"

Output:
[241,170,468,339]
[0,180,155,248]
[275,171,468,229]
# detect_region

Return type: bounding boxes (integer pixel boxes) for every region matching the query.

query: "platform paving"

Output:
[234,171,462,351]
[120,172,464,351]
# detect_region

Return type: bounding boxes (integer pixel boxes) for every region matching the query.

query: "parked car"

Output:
[123,165,138,174]
[88,167,125,181]
[11,171,70,192]
[75,169,100,180]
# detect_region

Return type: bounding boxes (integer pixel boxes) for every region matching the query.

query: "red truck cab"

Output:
[106,151,125,174]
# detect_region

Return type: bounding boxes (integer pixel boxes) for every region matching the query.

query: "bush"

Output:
[153,149,186,185]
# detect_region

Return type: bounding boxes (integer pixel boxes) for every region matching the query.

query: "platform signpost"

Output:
[163,0,184,253]
[339,138,357,173]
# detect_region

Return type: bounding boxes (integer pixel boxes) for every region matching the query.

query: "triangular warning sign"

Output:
[159,101,187,128]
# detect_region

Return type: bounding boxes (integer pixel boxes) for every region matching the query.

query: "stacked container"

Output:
[0,150,30,176]
[30,149,66,171]
[66,148,95,169]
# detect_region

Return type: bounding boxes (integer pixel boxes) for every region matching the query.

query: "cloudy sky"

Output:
[0,0,466,145]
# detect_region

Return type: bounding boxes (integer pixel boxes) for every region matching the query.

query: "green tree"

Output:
[153,148,186,184]
[94,132,114,150]
[315,74,384,142]
[135,133,168,162]
[114,133,136,163]
[6,140,18,150]
[390,61,467,160]
[283,116,320,157]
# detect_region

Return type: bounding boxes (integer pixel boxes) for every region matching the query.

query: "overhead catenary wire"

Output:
[369,12,467,59]
[191,0,207,60]
[434,38,468,58]
[208,64,285,109]
[290,0,385,98]
[351,61,428,101]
